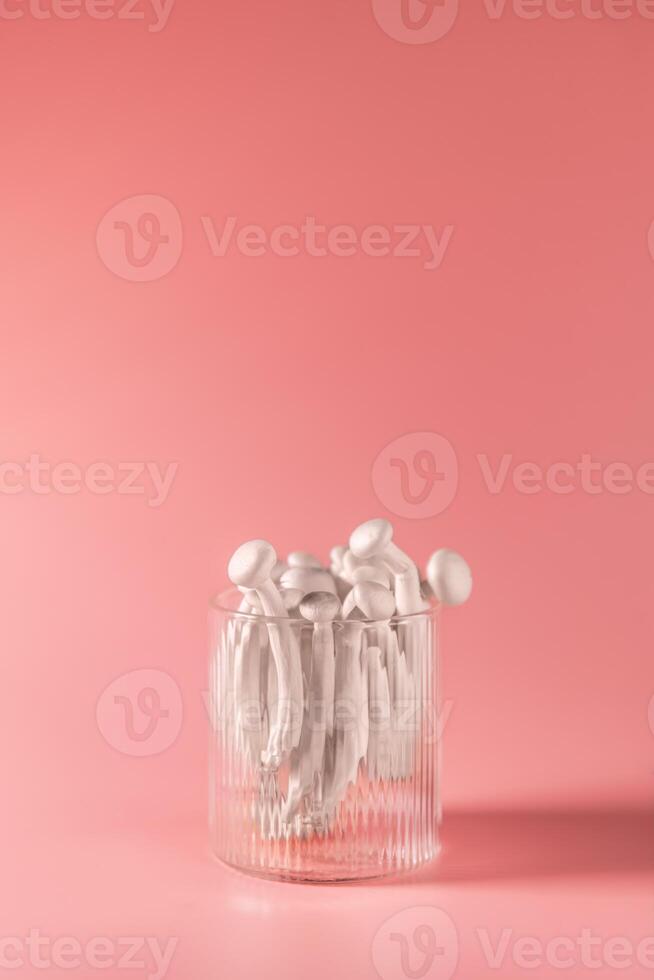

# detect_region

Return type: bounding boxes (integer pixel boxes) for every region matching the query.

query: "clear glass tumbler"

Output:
[209,589,441,883]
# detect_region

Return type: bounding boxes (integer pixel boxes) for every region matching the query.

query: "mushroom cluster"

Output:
[222,518,472,827]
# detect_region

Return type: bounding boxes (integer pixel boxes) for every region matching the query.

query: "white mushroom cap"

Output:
[426,549,473,606]
[351,564,390,588]
[228,540,277,589]
[287,551,322,569]
[348,581,396,621]
[299,591,342,623]
[280,587,303,611]
[280,567,337,596]
[349,518,393,560]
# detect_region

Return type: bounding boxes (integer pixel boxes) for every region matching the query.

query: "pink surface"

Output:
[3,813,653,978]
[1,0,653,977]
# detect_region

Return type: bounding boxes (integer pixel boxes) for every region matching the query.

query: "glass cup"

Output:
[209,588,441,883]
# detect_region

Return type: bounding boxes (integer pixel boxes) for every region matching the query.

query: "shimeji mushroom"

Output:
[283,591,341,822]
[342,580,396,621]
[322,618,367,820]
[426,548,473,606]
[349,518,428,615]
[228,540,303,767]
[280,565,338,597]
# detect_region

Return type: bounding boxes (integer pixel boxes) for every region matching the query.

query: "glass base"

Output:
[213,844,441,884]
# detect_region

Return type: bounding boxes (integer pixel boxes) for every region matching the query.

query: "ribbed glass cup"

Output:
[209,589,441,883]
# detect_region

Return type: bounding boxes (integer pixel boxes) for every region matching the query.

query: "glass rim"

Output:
[210,586,441,626]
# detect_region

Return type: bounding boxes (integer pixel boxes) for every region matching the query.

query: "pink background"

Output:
[1,1,652,977]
